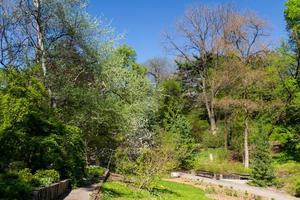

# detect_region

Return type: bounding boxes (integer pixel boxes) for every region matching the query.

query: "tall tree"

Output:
[145,57,173,85]
[285,0,300,86]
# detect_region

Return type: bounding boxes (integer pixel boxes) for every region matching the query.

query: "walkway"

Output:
[170,172,299,200]
[63,183,97,200]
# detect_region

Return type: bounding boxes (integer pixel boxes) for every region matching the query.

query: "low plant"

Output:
[116,146,178,190]
[33,169,60,187]
[86,165,105,182]
[0,172,32,199]
[274,161,300,195]
[190,148,250,174]
[8,161,27,172]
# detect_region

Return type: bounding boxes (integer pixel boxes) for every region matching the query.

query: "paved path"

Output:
[63,183,97,200]
[176,172,299,200]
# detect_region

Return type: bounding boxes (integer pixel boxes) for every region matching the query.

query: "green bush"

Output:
[0,172,32,199]
[190,149,250,174]
[18,168,35,185]
[274,161,300,176]
[201,132,224,148]
[296,181,300,197]
[87,166,105,182]
[33,169,60,187]
[0,69,86,186]
[8,161,27,172]
[274,162,300,196]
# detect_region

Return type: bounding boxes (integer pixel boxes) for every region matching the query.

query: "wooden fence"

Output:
[32,179,71,200]
[196,170,250,180]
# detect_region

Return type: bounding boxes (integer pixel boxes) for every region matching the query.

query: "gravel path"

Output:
[176,172,299,200]
[63,183,97,200]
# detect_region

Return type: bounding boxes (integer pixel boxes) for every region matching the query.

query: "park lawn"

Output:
[102,180,211,200]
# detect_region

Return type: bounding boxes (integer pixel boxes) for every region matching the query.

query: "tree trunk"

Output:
[33,0,46,77]
[244,114,249,168]
[202,79,217,135]
[210,102,217,135]
[33,0,55,108]
[224,114,228,150]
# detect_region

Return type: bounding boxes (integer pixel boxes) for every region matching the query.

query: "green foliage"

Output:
[0,173,32,200]
[274,162,300,196]
[190,149,250,174]
[186,109,210,142]
[162,117,195,166]
[0,169,61,199]
[250,131,275,187]
[33,169,60,187]
[1,1,300,199]
[296,181,300,197]
[17,168,37,186]
[201,131,225,149]
[86,166,105,182]
[158,78,183,122]
[16,168,59,187]
[8,161,27,172]
[0,68,86,185]
[285,0,300,35]
[116,146,177,190]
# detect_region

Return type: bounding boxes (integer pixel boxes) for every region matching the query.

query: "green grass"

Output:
[102,180,211,200]
[274,161,300,195]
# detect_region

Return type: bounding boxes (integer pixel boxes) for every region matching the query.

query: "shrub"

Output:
[274,162,300,196]
[8,161,27,172]
[18,168,35,184]
[201,131,224,148]
[274,161,300,176]
[296,181,300,197]
[116,147,177,190]
[162,115,197,169]
[0,172,32,199]
[190,149,250,174]
[33,169,60,187]
[0,69,86,186]
[87,166,105,182]
[250,131,275,187]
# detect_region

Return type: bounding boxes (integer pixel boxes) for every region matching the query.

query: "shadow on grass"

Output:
[150,187,180,197]
[102,187,125,198]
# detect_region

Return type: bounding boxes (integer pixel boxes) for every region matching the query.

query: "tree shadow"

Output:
[102,187,125,198]
[58,188,72,200]
[150,187,180,197]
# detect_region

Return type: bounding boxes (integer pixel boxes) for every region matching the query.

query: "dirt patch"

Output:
[109,173,124,181]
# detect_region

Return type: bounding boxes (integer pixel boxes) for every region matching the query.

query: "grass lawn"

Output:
[101,180,211,200]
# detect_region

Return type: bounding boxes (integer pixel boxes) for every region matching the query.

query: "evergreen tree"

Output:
[250,129,275,186]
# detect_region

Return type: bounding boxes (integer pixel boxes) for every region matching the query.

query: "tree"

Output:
[250,127,275,187]
[165,5,230,135]
[0,68,86,184]
[166,5,268,136]
[219,12,269,168]
[167,4,269,167]
[145,57,174,85]
[0,1,24,68]
[285,0,300,86]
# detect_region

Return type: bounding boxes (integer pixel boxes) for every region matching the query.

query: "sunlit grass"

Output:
[102,180,211,200]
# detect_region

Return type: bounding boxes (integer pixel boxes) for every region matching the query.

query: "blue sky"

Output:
[88,0,287,62]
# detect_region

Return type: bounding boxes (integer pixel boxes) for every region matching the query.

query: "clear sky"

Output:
[88,0,287,63]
